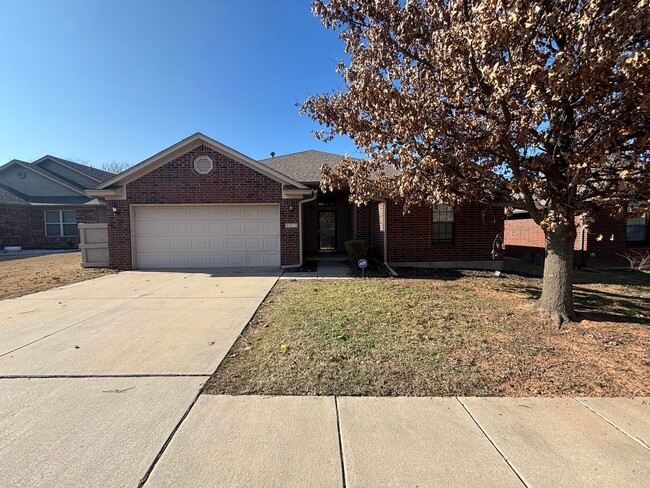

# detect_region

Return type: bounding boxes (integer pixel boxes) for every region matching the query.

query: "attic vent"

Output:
[193,155,214,175]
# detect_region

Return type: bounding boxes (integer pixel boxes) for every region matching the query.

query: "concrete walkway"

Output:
[144,395,649,488]
[281,261,352,279]
[0,269,280,488]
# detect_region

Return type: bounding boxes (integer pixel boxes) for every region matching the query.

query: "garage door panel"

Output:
[135,205,281,269]
[263,253,281,266]
[208,238,226,250]
[226,238,243,249]
[245,238,262,250]
[208,222,226,234]
[188,206,209,219]
[225,207,243,218]
[262,222,279,234]
[189,222,207,233]
[191,239,207,250]
[244,222,260,234]
[226,222,243,233]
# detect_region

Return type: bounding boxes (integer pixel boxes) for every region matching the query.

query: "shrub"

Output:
[345,239,369,265]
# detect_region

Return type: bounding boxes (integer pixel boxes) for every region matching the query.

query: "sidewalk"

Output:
[143,395,649,487]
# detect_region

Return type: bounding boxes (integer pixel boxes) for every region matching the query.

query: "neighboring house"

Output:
[87,133,503,270]
[0,156,113,249]
[505,211,650,268]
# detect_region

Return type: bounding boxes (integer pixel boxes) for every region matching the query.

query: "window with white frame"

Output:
[45,210,77,237]
[432,205,454,243]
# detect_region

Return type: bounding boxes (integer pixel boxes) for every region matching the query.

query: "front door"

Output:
[318,211,336,251]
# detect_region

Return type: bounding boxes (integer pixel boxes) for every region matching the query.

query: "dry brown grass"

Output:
[0,252,116,300]
[206,273,649,397]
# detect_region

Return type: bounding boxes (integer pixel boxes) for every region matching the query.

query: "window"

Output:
[45,210,77,237]
[626,217,648,244]
[432,205,454,243]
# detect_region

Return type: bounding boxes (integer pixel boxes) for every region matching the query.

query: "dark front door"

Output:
[318,210,336,251]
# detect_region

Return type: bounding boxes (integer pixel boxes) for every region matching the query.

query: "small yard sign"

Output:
[358,258,368,277]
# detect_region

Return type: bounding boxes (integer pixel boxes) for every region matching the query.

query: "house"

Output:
[505,210,650,268]
[87,133,504,270]
[0,156,114,249]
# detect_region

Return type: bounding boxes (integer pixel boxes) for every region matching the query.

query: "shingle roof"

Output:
[45,156,115,182]
[0,183,29,205]
[259,150,348,184]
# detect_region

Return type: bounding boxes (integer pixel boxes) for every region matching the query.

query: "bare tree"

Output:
[101,161,130,174]
[302,0,650,325]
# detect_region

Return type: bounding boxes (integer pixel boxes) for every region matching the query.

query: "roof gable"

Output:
[0,160,88,197]
[92,133,308,192]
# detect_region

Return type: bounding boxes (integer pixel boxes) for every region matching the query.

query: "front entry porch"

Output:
[301,191,355,258]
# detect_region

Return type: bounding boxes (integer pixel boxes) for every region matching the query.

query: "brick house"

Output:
[88,133,503,270]
[0,156,113,249]
[505,210,650,268]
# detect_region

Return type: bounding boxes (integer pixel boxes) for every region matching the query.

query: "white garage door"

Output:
[134,205,281,269]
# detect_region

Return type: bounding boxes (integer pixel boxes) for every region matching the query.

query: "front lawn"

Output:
[206,272,649,397]
[0,252,115,300]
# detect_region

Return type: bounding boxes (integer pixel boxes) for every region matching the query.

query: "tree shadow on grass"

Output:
[502,282,650,327]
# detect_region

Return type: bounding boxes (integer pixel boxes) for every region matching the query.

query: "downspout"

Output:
[578,215,585,270]
[371,197,398,276]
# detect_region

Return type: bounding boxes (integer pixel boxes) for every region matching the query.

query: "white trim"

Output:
[0,160,88,196]
[86,186,126,200]
[282,188,313,199]
[94,133,308,191]
[44,209,78,237]
[33,156,103,183]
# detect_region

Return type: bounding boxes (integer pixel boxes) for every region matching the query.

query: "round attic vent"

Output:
[193,155,214,175]
[17,170,26,179]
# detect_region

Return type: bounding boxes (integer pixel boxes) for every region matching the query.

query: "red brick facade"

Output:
[504,212,650,267]
[354,201,503,264]
[105,145,300,269]
[0,205,102,249]
[385,203,503,263]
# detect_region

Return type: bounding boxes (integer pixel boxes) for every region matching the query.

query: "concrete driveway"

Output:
[0,269,279,487]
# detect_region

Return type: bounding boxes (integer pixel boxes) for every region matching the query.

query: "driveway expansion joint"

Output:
[456,397,529,488]
[137,389,204,488]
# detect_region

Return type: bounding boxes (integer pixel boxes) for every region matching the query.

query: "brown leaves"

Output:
[302,0,650,223]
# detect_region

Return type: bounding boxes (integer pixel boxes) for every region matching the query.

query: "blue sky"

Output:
[0,0,358,167]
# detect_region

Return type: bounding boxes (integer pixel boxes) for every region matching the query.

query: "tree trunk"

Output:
[539,219,578,327]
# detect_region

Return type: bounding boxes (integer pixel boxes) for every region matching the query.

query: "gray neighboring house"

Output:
[0,156,114,249]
